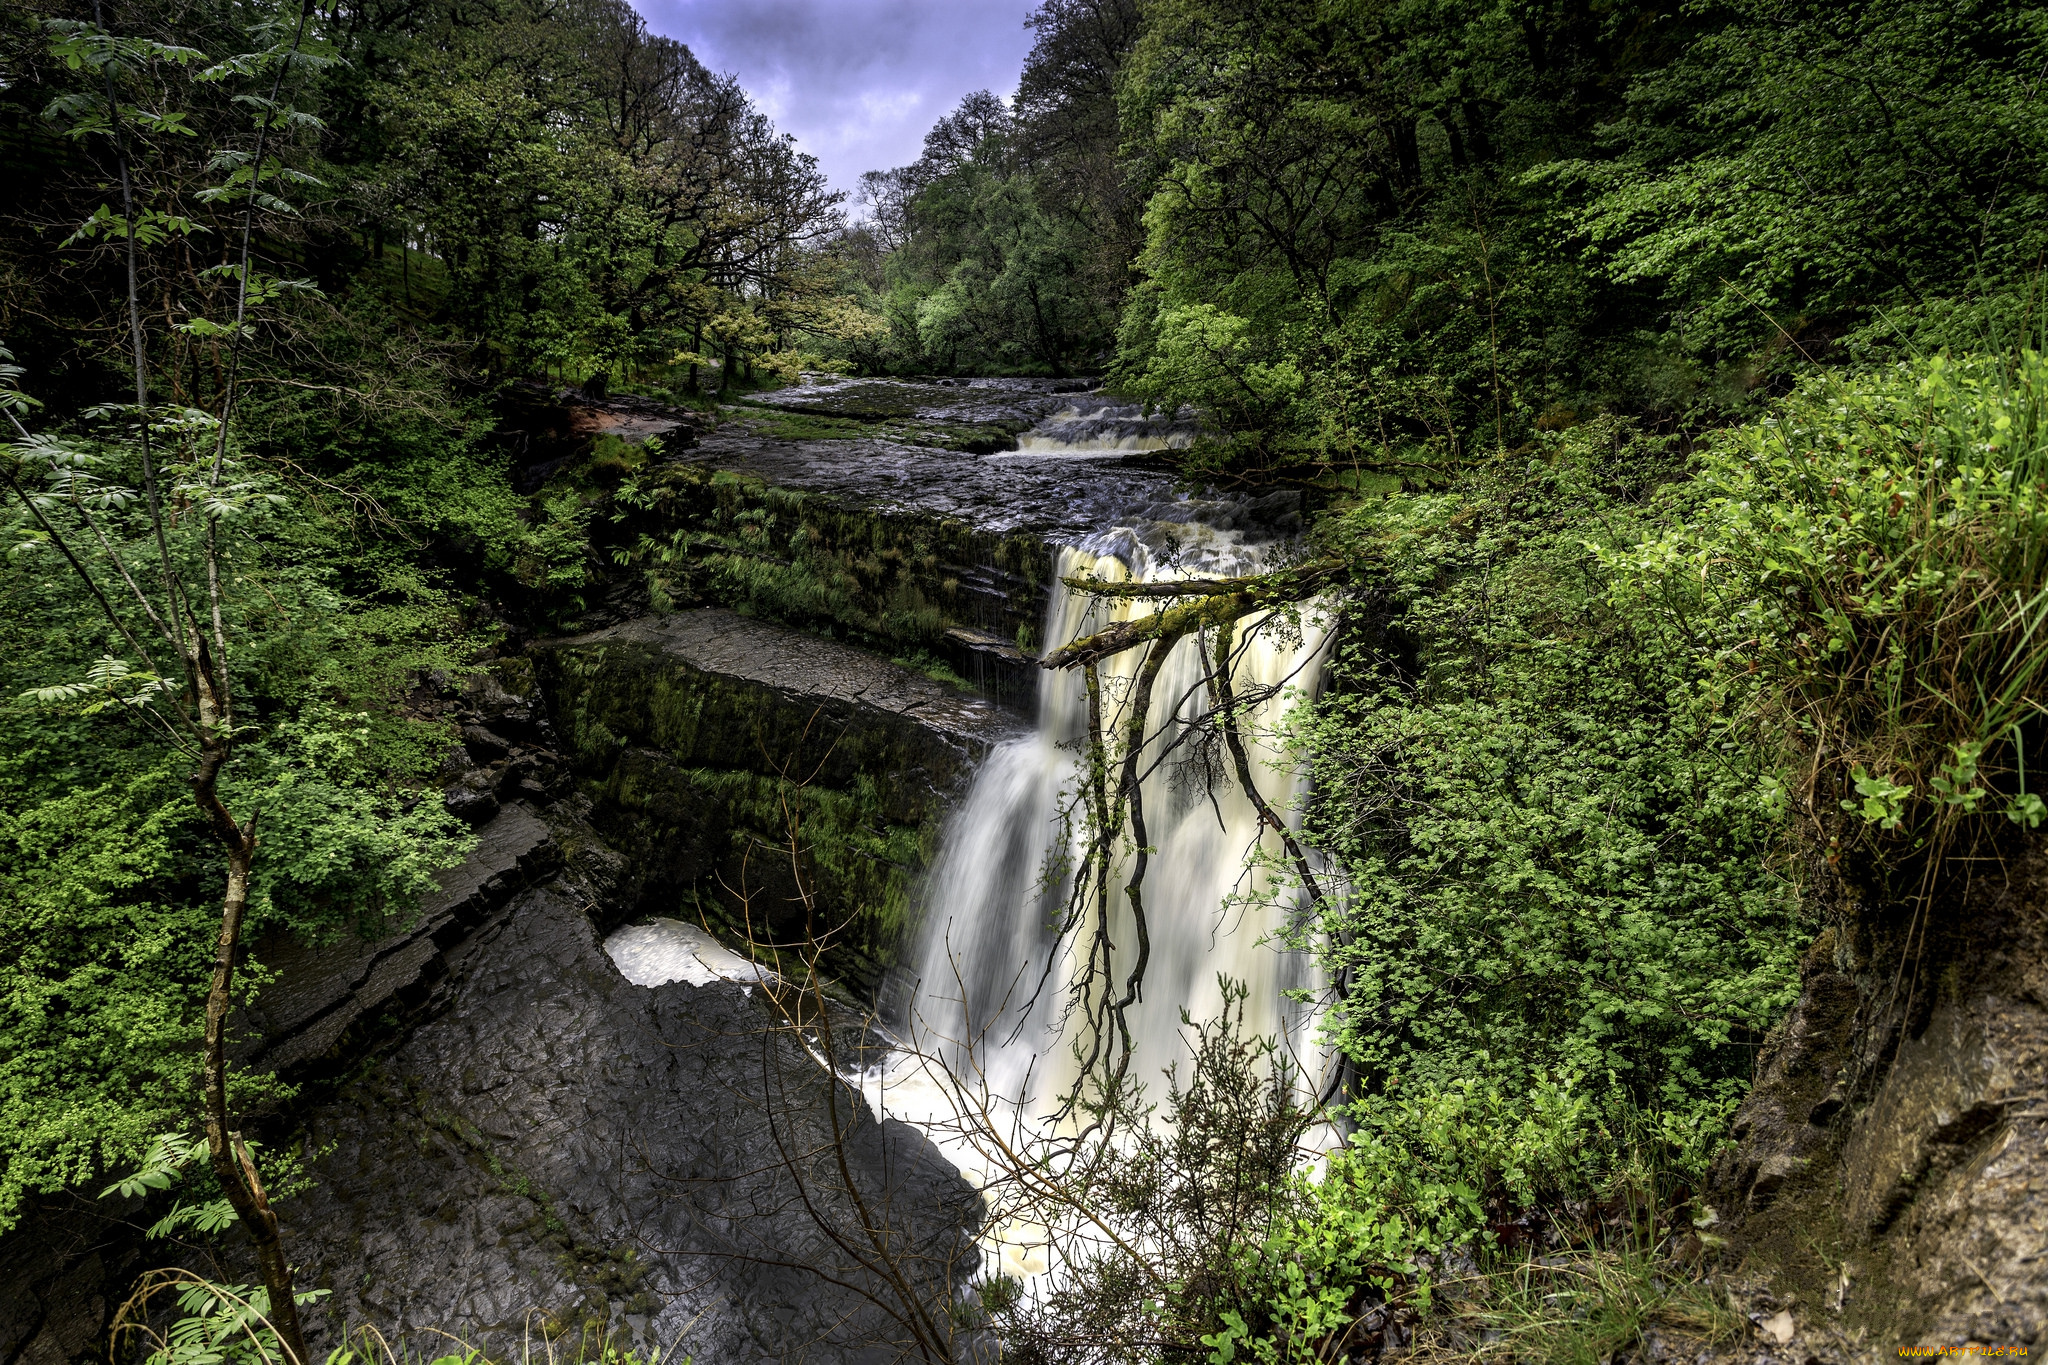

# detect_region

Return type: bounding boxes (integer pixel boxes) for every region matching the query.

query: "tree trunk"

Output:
[196,726,309,1365]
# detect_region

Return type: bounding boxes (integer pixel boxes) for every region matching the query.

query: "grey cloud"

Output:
[635,0,1040,200]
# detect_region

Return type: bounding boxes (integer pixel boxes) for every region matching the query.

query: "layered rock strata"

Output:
[534,608,1019,994]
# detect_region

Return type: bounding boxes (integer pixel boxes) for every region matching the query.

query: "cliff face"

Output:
[1708,833,2048,1353]
[533,608,1018,995]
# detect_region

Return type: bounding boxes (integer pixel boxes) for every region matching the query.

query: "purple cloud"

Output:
[635,0,1041,203]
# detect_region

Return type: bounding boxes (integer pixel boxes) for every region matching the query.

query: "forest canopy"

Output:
[845,0,2047,480]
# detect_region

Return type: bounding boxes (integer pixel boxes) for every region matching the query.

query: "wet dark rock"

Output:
[3,792,985,1365]
[751,375,1076,426]
[1706,836,2048,1351]
[461,723,511,762]
[679,428,1259,543]
[461,659,546,738]
[282,880,981,1363]
[540,609,1015,813]
[0,1199,142,1365]
[245,803,560,1076]
[443,774,500,823]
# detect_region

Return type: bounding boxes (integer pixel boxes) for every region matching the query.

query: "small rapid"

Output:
[1011,399,1198,455]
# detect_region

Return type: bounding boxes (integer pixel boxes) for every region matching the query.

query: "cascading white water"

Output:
[906,534,1330,1098]
[867,457,1334,1275]
[1012,400,1199,455]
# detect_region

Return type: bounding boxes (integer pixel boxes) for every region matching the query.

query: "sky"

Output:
[636,0,1042,208]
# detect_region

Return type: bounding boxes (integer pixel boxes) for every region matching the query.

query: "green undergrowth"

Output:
[1100,426,1799,1360]
[1604,349,2048,873]
[0,415,486,1231]
[1127,349,2048,1362]
[1290,419,1804,1125]
[1407,1241,1744,1365]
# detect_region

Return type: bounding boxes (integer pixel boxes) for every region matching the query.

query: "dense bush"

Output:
[0,424,477,1227]
[1604,350,2048,862]
[1289,426,1803,1119]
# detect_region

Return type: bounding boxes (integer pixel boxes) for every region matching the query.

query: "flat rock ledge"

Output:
[245,802,560,1075]
[559,608,1015,749]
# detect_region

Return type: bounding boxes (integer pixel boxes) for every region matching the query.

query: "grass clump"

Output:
[1605,350,2048,870]
[1412,1242,1744,1365]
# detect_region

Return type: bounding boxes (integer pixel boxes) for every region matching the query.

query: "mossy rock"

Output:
[532,610,1017,994]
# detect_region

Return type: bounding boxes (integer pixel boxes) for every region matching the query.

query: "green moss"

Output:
[890,649,975,692]
[602,459,1051,657]
[673,766,926,963]
[405,1081,654,1352]
[730,404,1038,454]
[732,409,875,441]
[536,638,975,992]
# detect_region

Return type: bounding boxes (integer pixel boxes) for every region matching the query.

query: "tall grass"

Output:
[1607,349,2048,867]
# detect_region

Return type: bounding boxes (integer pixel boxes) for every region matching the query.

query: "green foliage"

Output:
[1603,350,2048,864]
[843,82,1126,375]
[0,755,224,1226]
[231,709,472,940]
[1290,427,1803,1120]
[98,1137,344,1365]
[513,490,600,619]
[1105,0,1627,475]
[1543,1,2048,361]
[1092,0,2048,480]
[0,412,478,1228]
[341,0,841,385]
[125,1275,334,1365]
[1002,986,1745,1363]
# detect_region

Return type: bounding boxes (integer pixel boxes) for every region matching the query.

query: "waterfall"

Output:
[1012,400,1199,455]
[871,490,1334,1277]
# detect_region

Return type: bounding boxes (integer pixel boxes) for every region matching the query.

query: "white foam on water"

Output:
[606,918,778,989]
[1009,401,1197,456]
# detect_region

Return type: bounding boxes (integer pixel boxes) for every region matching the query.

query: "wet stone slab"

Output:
[751,374,1089,425]
[679,429,1255,543]
[559,607,1016,752]
[534,609,1029,991]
